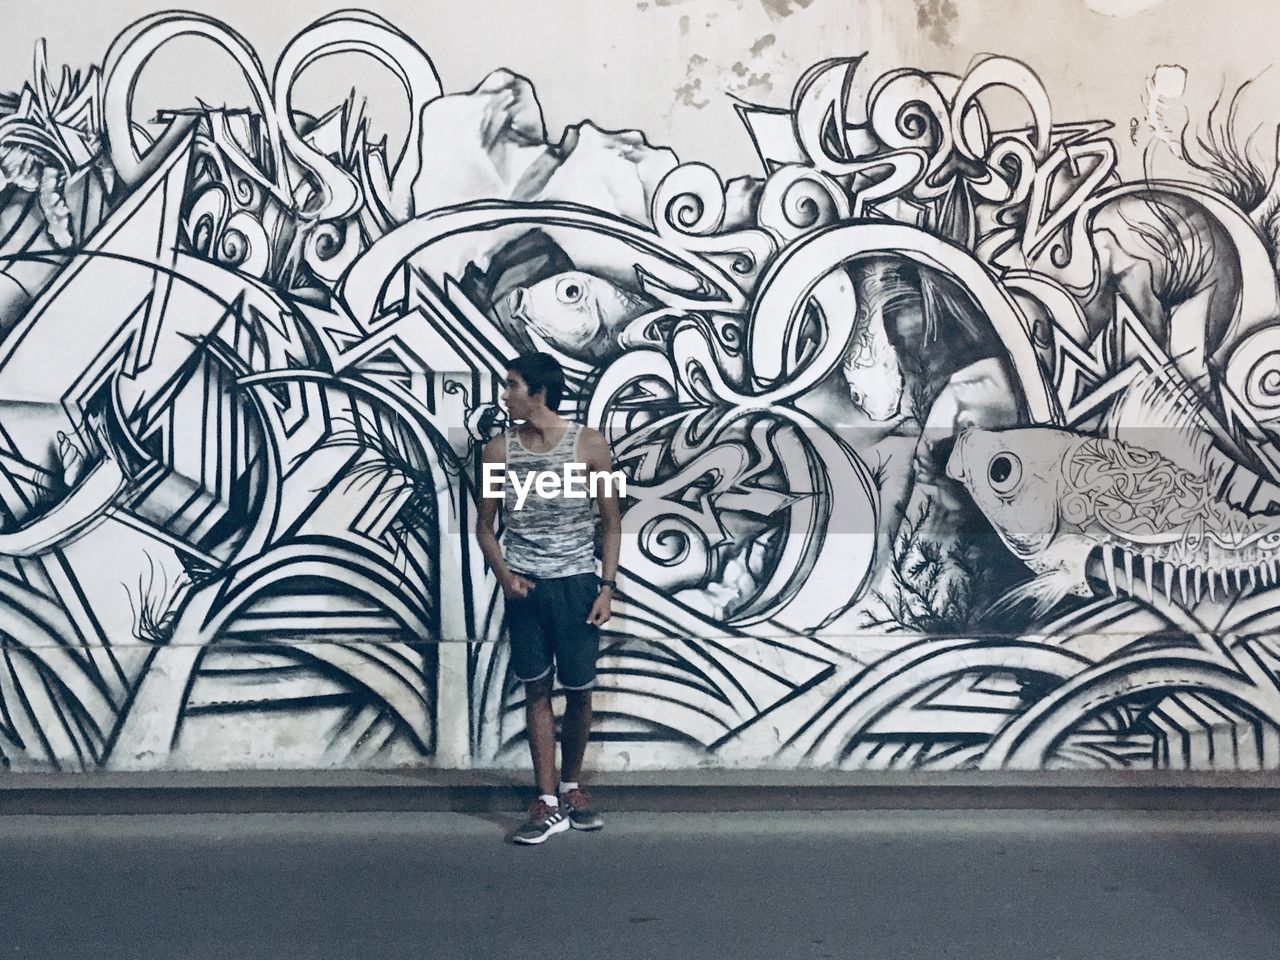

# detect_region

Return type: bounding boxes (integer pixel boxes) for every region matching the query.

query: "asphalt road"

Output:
[1,809,1277,959]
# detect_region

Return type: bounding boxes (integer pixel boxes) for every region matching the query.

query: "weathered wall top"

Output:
[0,3,1278,775]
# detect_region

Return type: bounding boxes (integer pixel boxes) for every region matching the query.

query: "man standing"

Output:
[476,352,622,845]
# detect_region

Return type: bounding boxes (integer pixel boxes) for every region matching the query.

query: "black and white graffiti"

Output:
[1,11,1279,772]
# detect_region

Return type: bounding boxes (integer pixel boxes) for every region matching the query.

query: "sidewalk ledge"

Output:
[1,769,1279,814]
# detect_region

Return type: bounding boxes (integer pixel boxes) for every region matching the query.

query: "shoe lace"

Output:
[528,799,556,820]
[562,788,590,810]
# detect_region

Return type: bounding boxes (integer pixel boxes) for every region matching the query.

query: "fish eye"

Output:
[987,453,1022,494]
[556,278,584,304]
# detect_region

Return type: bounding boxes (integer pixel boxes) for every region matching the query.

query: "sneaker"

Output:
[511,799,570,845]
[561,788,604,831]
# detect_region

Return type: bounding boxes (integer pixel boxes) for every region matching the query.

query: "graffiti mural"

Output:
[1,10,1280,773]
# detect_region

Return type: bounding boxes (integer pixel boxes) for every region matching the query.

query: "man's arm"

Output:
[583,427,621,625]
[475,435,532,599]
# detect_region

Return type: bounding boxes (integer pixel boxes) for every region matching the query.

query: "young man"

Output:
[475,352,622,845]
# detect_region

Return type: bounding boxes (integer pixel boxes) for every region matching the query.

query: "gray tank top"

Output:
[502,421,597,578]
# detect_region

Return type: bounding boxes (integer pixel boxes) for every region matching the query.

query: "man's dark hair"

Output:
[508,352,566,411]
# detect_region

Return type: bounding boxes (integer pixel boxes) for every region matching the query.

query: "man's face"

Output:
[501,370,541,420]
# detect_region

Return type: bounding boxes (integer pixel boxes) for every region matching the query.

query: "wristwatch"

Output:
[598,578,617,591]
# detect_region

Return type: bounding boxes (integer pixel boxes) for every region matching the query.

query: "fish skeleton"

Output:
[946,425,1280,613]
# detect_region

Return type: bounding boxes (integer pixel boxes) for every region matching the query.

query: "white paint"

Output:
[1084,0,1169,16]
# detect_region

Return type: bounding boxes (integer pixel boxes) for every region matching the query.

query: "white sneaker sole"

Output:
[571,819,604,831]
[512,814,571,845]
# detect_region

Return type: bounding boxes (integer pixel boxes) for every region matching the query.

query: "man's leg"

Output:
[558,685,603,830]
[511,672,570,844]
[554,574,600,784]
[559,688,592,784]
[507,582,570,845]
[552,573,604,830]
[524,674,558,797]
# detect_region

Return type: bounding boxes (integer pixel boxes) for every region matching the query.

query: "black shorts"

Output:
[506,571,601,690]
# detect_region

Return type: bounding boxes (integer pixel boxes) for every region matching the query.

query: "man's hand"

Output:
[587,588,612,626]
[501,573,535,600]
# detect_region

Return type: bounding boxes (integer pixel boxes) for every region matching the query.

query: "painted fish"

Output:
[507,271,649,360]
[946,425,1280,613]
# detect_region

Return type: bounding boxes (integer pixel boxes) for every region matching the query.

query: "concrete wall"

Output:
[0,1,1279,773]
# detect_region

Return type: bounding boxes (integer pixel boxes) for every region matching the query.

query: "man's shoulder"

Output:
[576,425,613,460]
[481,432,507,461]
[576,424,608,447]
